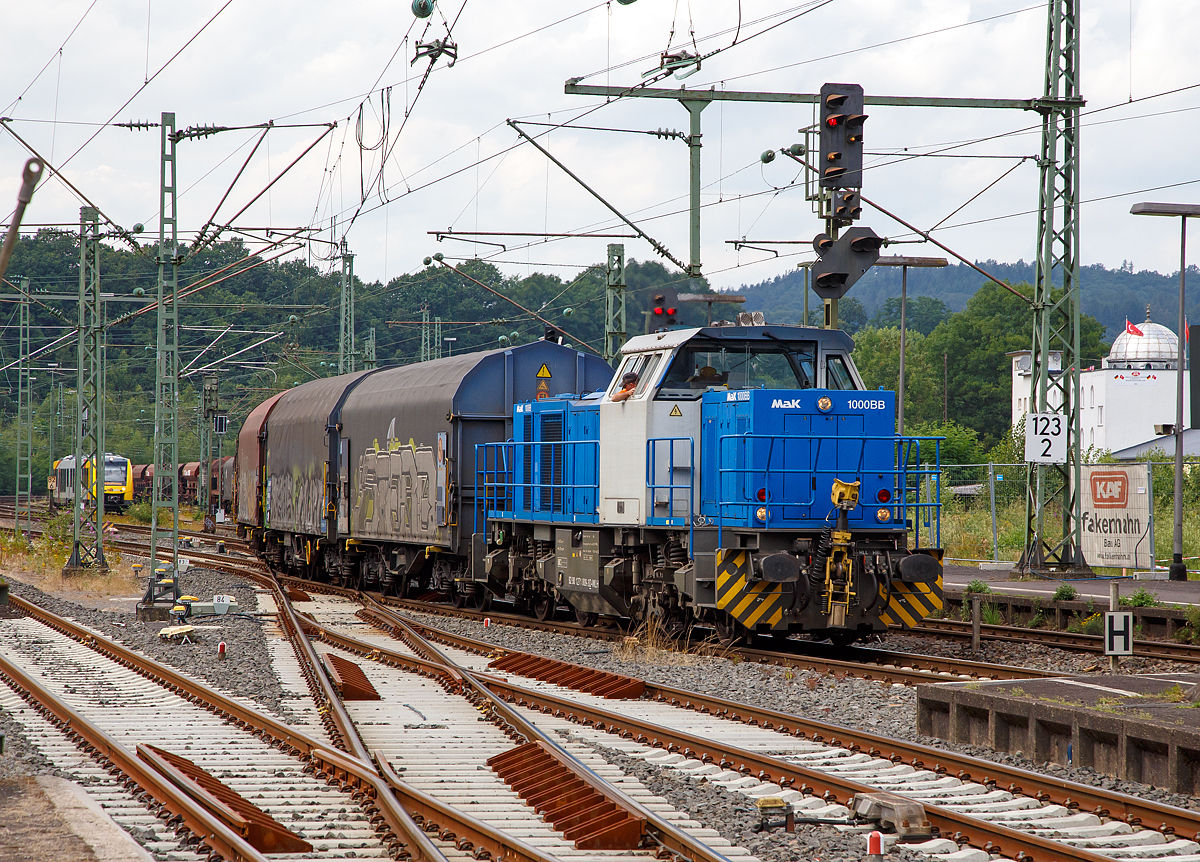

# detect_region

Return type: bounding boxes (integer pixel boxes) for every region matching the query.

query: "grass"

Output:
[938,490,1200,580]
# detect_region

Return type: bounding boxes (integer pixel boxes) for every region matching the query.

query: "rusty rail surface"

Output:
[317,597,738,862]
[3,592,442,862]
[384,603,1200,852]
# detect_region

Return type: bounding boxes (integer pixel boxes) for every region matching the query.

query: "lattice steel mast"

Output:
[604,243,626,362]
[64,206,107,573]
[1019,0,1089,575]
[149,112,181,574]
[14,279,32,540]
[338,238,355,374]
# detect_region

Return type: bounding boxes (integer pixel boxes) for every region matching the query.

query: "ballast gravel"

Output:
[7,563,1200,859]
[572,733,929,862]
[2,565,294,721]
[398,607,1200,813]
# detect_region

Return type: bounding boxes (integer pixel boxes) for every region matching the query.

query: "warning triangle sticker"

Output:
[669,405,683,417]
[536,364,552,378]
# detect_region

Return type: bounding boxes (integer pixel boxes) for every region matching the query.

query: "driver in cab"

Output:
[610,372,638,402]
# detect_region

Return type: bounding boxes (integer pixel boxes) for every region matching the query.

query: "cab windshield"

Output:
[658,339,819,392]
[104,460,128,483]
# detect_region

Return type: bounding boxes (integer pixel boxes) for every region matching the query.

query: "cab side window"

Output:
[825,355,857,390]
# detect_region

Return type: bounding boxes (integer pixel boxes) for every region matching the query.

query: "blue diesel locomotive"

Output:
[238,322,943,643]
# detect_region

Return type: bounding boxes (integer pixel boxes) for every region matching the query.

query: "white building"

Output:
[1010,310,1190,455]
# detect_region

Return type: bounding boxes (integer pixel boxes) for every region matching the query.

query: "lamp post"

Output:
[1131,202,1200,581]
[874,256,948,435]
[444,336,457,357]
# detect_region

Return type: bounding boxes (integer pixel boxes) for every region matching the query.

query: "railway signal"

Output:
[652,292,678,326]
[819,83,866,189]
[810,227,883,299]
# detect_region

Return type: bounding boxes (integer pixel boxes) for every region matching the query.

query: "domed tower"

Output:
[1104,306,1183,370]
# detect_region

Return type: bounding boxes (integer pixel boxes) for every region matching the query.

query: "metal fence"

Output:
[937,460,1200,573]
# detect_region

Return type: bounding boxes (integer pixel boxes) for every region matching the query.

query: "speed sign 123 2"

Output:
[1025,412,1068,464]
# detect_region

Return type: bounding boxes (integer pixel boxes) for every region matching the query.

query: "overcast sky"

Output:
[3,0,1200,296]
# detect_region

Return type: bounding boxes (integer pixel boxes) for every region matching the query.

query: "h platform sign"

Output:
[1104,611,1134,656]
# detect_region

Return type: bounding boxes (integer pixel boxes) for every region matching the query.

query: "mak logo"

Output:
[771,399,802,409]
[1090,471,1129,508]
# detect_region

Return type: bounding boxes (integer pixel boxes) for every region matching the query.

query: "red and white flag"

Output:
[1126,318,1144,336]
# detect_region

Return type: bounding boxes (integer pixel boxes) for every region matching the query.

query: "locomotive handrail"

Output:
[646,436,695,560]
[711,431,943,545]
[474,439,601,526]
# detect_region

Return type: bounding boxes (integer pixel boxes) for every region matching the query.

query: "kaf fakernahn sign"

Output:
[1075,464,1152,569]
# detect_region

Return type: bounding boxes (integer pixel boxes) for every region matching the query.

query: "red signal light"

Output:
[653,307,664,315]
[666,307,677,316]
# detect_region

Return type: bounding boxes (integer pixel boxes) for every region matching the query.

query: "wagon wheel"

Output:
[473,588,492,612]
[532,594,555,621]
[573,604,598,627]
[451,585,469,609]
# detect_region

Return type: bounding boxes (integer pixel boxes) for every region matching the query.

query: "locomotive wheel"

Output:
[573,605,598,627]
[827,630,859,648]
[532,594,555,621]
[713,610,745,645]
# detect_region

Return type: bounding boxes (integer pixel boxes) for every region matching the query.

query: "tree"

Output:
[924,281,1108,448]
[868,296,949,335]
[850,326,942,427]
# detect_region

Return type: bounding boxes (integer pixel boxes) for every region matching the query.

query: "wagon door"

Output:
[338,438,351,534]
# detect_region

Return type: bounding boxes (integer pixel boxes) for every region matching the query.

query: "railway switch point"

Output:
[851,793,931,841]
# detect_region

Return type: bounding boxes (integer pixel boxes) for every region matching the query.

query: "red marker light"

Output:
[666,307,677,315]
[654,307,664,315]
[876,488,892,503]
[757,488,767,502]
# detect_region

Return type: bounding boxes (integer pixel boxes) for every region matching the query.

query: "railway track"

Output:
[904,617,1200,664]
[0,592,438,862]
[294,588,1200,862]
[9,535,1200,862]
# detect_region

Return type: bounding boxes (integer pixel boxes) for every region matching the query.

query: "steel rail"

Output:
[3,592,443,862]
[0,648,271,862]
[315,595,739,862]
[386,605,1200,845]
[310,602,1119,862]
[377,594,1055,683]
[906,617,1200,663]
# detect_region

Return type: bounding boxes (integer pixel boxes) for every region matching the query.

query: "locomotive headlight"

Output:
[755,506,768,523]
[875,507,892,523]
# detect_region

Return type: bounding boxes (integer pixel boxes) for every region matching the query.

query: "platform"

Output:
[917,672,1200,794]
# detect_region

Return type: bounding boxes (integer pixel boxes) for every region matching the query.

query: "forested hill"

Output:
[738,259,1200,340]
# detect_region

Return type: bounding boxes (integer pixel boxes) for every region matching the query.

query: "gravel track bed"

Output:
[7,568,1200,860]
[0,564,297,791]
[571,732,928,862]
[881,630,1197,676]
[397,607,1200,812]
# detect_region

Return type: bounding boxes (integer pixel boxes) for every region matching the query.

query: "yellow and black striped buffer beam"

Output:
[715,548,787,631]
[880,577,943,629]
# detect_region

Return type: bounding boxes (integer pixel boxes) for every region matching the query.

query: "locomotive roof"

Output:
[619,324,855,355]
